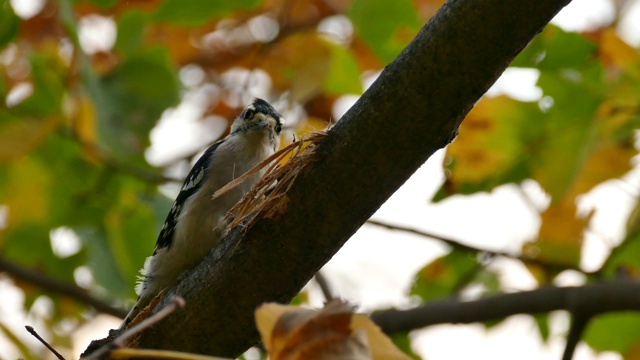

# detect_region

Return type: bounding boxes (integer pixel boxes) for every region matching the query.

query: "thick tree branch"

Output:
[370,281,640,334]
[102,0,573,357]
[0,257,126,319]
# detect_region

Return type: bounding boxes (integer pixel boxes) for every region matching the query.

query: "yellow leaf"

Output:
[448,96,525,183]
[572,142,635,194]
[0,118,58,162]
[523,198,592,266]
[599,28,639,67]
[3,158,50,227]
[73,96,98,146]
[352,314,413,360]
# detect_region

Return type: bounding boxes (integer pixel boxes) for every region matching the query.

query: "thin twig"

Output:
[0,256,127,318]
[562,313,591,360]
[83,296,186,360]
[365,219,589,273]
[314,271,334,301]
[514,184,544,216]
[109,348,231,359]
[25,326,66,360]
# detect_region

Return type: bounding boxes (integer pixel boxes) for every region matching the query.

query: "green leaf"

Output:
[115,11,148,55]
[105,189,160,291]
[348,0,421,63]
[433,96,544,201]
[89,0,117,7]
[16,55,65,117]
[389,332,420,360]
[583,312,640,353]
[512,25,597,69]
[534,313,551,342]
[472,269,500,294]
[537,26,598,71]
[98,47,180,157]
[411,248,479,302]
[153,0,263,26]
[3,224,53,267]
[437,32,606,202]
[0,1,19,49]
[602,232,640,278]
[290,291,309,305]
[75,226,130,298]
[323,44,363,95]
[534,63,604,200]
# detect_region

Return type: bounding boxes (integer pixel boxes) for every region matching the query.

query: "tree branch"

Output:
[365,219,587,273]
[98,0,573,357]
[314,271,334,301]
[370,280,640,334]
[562,313,591,360]
[0,257,127,319]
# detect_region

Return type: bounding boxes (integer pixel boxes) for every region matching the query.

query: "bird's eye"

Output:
[243,109,255,119]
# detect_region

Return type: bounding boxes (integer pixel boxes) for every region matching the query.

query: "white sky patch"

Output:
[487,68,542,101]
[552,0,615,31]
[74,266,94,289]
[318,15,354,45]
[247,14,280,43]
[78,15,116,55]
[50,227,82,258]
[179,64,206,89]
[332,94,359,120]
[617,0,640,46]
[145,84,226,166]
[553,269,587,287]
[221,68,273,104]
[578,175,639,271]
[9,0,45,19]
[6,82,33,107]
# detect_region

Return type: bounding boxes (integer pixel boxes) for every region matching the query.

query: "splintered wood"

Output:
[212,131,328,232]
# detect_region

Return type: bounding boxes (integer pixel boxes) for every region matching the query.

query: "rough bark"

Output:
[110,0,573,356]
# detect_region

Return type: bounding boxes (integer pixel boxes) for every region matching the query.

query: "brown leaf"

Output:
[256,300,411,360]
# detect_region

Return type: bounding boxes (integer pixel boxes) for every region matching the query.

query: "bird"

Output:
[120,98,284,329]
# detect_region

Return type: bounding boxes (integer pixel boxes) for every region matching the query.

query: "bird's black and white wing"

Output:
[153,140,224,254]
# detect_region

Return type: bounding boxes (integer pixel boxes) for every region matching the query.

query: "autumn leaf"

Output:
[256,300,411,360]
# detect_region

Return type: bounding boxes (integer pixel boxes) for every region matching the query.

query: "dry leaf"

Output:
[256,300,411,360]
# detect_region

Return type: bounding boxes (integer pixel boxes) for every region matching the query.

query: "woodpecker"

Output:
[120,98,283,329]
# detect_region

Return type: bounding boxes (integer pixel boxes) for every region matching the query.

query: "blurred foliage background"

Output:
[0,0,639,358]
